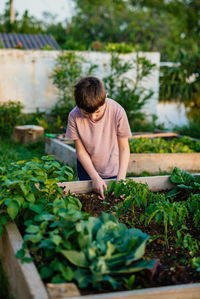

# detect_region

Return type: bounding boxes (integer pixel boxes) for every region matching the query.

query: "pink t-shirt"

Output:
[66,98,132,177]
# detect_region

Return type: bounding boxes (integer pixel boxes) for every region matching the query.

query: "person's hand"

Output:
[92,177,107,198]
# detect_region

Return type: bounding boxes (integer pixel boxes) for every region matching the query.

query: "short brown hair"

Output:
[74,76,106,113]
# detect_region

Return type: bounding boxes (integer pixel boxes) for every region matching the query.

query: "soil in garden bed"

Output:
[73,191,200,292]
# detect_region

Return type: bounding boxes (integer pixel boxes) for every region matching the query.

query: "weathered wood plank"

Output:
[58,175,175,194]
[46,283,80,298]
[65,283,200,299]
[128,153,200,174]
[0,223,49,299]
[130,132,178,138]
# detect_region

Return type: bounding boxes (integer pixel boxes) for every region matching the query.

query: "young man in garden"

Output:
[66,76,132,198]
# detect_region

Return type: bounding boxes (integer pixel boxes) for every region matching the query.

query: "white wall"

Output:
[0,49,160,114]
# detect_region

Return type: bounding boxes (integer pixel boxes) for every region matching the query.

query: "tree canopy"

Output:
[0,0,200,60]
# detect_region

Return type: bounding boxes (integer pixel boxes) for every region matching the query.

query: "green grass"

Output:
[0,136,45,167]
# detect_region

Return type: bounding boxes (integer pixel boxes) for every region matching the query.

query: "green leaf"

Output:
[51,235,62,246]
[112,259,155,273]
[0,214,7,226]
[19,183,29,196]
[25,225,40,234]
[166,188,181,198]
[61,250,89,267]
[25,193,36,203]
[28,203,44,214]
[40,266,53,279]
[7,200,19,220]
[15,248,25,259]
[61,266,74,281]
[24,234,42,243]
[170,167,195,185]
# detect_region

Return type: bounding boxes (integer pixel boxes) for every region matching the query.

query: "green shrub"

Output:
[105,42,135,54]
[0,101,23,136]
[41,44,53,50]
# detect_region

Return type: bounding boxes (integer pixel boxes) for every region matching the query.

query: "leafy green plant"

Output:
[167,167,200,199]
[41,44,53,50]
[61,213,155,290]
[105,42,135,54]
[0,101,23,136]
[192,257,200,272]
[129,136,200,154]
[0,155,74,234]
[145,199,189,248]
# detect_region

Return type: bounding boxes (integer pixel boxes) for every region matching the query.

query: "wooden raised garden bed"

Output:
[45,133,200,174]
[0,175,200,299]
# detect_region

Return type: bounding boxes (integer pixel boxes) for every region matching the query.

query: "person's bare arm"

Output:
[74,139,107,197]
[117,137,130,181]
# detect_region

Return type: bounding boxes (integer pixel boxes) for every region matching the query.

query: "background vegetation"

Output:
[1,0,200,61]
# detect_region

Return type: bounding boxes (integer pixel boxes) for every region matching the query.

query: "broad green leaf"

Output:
[111,259,155,273]
[51,235,62,246]
[7,200,19,220]
[24,234,42,243]
[61,250,89,267]
[19,183,29,196]
[26,225,40,234]
[61,266,74,281]
[28,203,44,214]
[25,193,35,203]
[40,266,53,279]
[170,167,195,185]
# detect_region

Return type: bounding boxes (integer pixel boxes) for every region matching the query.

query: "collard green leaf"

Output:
[170,167,195,185]
[111,259,155,274]
[166,188,182,198]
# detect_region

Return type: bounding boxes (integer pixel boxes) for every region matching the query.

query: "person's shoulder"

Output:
[107,98,124,111]
[69,106,81,119]
[106,98,125,116]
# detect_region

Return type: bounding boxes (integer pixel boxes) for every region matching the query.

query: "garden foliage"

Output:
[106,168,200,260]
[129,136,200,153]
[0,156,155,290]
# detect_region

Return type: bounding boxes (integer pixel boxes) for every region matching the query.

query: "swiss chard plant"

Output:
[129,136,200,154]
